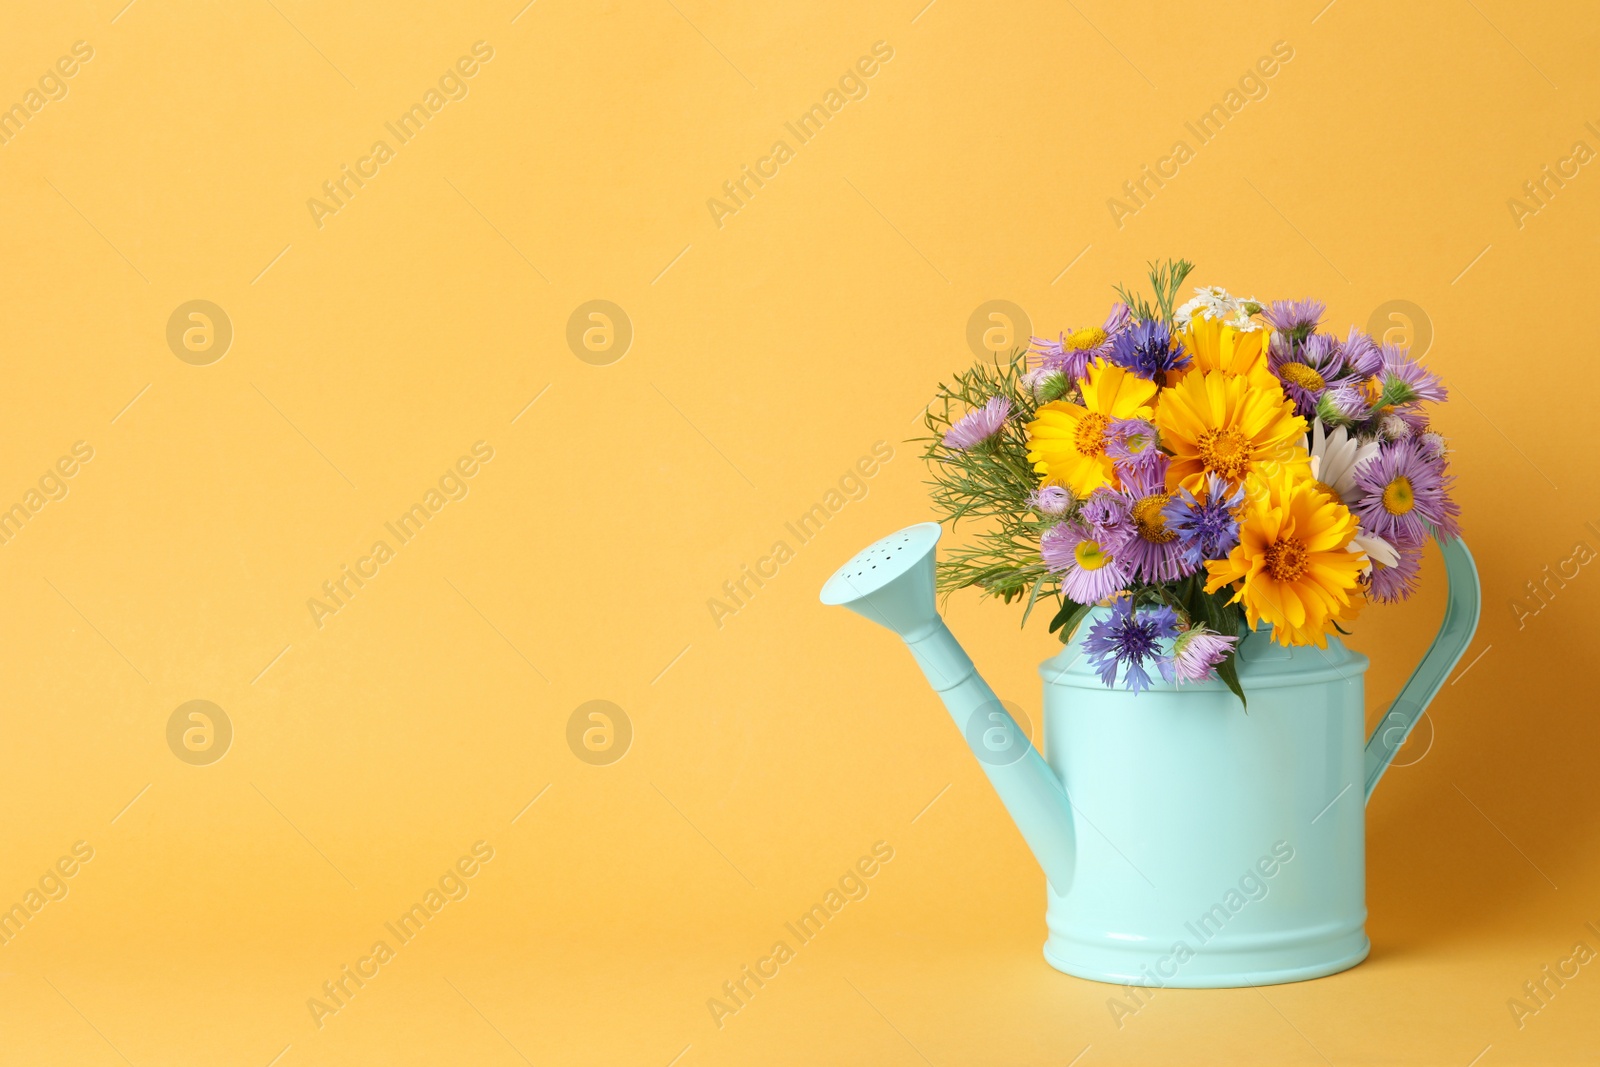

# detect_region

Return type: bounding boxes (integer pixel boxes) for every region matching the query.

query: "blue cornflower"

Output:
[1163,474,1244,568]
[1107,320,1190,380]
[1083,598,1179,694]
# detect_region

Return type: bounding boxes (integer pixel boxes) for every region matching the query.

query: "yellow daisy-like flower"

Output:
[1204,472,1366,647]
[1026,360,1158,495]
[1171,314,1277,390]
[1155,368,1309,497]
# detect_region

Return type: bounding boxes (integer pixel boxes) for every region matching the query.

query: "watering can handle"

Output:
[1362,536,1483,802]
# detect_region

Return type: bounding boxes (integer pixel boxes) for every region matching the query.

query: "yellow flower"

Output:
[1171,314,1277,390]
[1155,368,1309,496]
[1204,472,1366,647]
[1026,360,1157,495]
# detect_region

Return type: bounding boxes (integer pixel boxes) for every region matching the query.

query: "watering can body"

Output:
[822,522,1482,988]
[1039,624,1370,986]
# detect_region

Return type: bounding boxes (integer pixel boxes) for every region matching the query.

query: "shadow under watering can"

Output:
[821,522,1481,987]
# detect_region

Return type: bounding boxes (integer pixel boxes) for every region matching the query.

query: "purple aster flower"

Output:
[1029,332,1072,369]
[1083,598,1179,694]
[1030,304,1132,383]
[942,396,1011,450]
[1103,301,1132,335]
[1105,417,1160,461]
[1434,475,1462,540]
[1269,332,1353,419]
[1163,473,1244,568]
[1418,431,1449,461]
[1352,438,1460,544]
[1080,487,1130,541]
[1378,345,1447,404]
[1104,452,1187,582]
[1316,384,1371,428]
[1367,540,1424,603]
[1028,484,1072,517]
[1263,298,1325,339]
[1107,319,1190,380]
[1041,521,1130,604]
[1340,327,1383,378]
[1304,333,1340,361]
[1169,625,1239,684]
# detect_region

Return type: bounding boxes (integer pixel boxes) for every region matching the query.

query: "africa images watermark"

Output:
[1107,840,1297,1028]
[1107,40,1295,229]
[1506,120,1600,230]
[307,41,496,230]
[306,441,495,628]
[0,840,96,949]
[1506,919,1600,1030]
[0,441,95,548]
[1509,519,1600,631]
[705,840,895,1029]
[0,40,94,149]
[307,840,496,1029]
[705,41,895,230]
[705,440,894,629]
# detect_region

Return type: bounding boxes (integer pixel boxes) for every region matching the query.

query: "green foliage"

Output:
[1113,285,1157,324]
[1178,575,1248,708]
[917,350,1066,617]
[1115,258,1195,324]
[1047,596,1093,644]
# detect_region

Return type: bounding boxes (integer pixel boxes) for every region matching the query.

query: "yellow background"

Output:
[0,1,1595,1064]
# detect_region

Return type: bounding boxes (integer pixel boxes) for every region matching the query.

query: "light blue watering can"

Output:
[821,522,1481,987]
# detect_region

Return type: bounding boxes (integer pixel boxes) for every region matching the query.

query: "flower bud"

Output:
[1028,484,1072,517]
[1024,368,1069,404]
[1316,386,1368,427]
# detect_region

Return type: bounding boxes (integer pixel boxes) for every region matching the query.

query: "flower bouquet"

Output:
[921,259,1460,702]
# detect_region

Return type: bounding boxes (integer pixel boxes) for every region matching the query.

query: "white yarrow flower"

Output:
[1175,285,1238,329]
[1226,305,1264,332]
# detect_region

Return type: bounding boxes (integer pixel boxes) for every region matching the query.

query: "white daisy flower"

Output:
[1309,420,1380,503]
[1347,530,1400,574]
[1310,420,1393,576]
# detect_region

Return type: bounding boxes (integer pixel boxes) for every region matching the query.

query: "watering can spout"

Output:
[821,523,1078,892]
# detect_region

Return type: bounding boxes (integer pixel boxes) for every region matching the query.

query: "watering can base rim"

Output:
[1042,934,1370,988]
